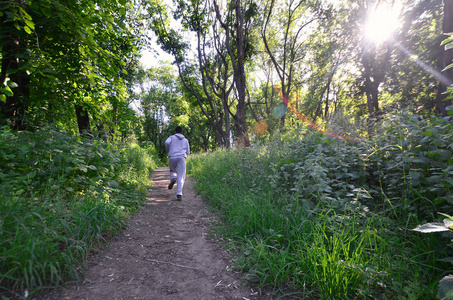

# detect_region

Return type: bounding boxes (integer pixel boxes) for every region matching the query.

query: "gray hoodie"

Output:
[165,133,190,158]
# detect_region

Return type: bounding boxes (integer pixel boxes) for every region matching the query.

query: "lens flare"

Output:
[255,120,269,134]
[273,103,287,118]
[274,86,355,141]
[396,43,453,87]
[364,3,401,44]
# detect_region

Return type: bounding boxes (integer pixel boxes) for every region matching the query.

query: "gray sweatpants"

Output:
[169,156,186,196]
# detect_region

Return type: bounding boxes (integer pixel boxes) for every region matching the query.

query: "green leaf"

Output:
[411,222,450,233]
[444,218,453,229]
[429,149,452,160]
[42,7,52,17]
[438,275,453,300]
[442,63,453,72]
[439,212,453,220]
[425,127,438,136]
[24,26,32,34]
[438,257,453,265]
[7,81,18,88]
[0,94,6,102]
[434,198,446,205]
[27,171,37,179]
[0,86,13,97]
[24,19,35,30]
[119,8,126,16]
[411,157,429,165]
[18,7,32,20]
[427,175,443,184]
[119,0,127,5]
[108,180,119,188]
[445,178,453,187]
[441,35,453,46]
[409,171,422,180]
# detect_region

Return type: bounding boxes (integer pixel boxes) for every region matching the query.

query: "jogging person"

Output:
[165,126,190,201]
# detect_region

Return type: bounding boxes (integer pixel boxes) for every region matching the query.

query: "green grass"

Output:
[188,116,452,299]
[0,126,162,298]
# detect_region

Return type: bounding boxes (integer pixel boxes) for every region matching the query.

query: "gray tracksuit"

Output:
[165,133,190,196]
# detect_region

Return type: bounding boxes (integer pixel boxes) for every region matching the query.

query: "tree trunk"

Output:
[75,104,92,135]
[0,13,29,130]
[362,52,378,117]
[233,0,250,147]
[324,84,330,118]
[435,0,453,116]
[280,88,290,129]
[110,99,117,138]
[96,122,108,141]
[361,39,392,120]
[222,103,231,148]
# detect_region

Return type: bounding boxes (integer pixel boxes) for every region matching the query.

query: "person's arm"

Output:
[185,139,190,155]
[165,136,172,152]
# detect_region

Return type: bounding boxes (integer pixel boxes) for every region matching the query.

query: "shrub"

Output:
[0,125,161,298]
[187,115,450,298]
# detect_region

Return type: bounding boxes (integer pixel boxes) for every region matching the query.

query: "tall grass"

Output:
[0,126,161,298]
[188,113,452,299]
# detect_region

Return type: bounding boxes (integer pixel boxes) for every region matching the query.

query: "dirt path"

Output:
[51,167,271,300]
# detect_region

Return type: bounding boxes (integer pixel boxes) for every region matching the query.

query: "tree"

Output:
[261,0,324,128]
[435,0,453,116]
[307,0,444,130]
[0,0,145,136]
[0,0,33,130]
[308,9,356,123]
[356,0,396,119]
[177,0,235,148]
[149,0,259,147]
[383,0,443,113]
[212,0,259,146]
[134,64,177,156]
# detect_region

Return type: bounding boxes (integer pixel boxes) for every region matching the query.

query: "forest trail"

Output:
[51,167,270,300]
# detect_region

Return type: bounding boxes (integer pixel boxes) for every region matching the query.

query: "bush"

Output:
[187,114,451,299]
[0,126,161,298]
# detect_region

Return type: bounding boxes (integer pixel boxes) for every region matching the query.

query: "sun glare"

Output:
[364,3,401,44]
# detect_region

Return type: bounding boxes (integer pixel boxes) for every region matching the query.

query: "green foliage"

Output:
[118,142,161,187]
[0,0,145,133]
[0,126,160,298]
[188,114,451,298]
[442,33,453,72]
[135,64,183,158]
[366,113,453,216]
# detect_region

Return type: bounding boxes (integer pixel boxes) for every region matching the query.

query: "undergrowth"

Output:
[188,112,453,299]
[0,126,161,298]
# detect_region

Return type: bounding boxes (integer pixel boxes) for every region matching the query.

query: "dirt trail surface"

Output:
[51,167,271,300]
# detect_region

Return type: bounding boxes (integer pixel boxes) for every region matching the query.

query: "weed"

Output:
[187,113,450,298]
[0,126,161,298]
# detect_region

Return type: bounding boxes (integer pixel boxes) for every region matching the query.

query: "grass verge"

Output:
[0,126,161,298]
[187,119,451,299]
